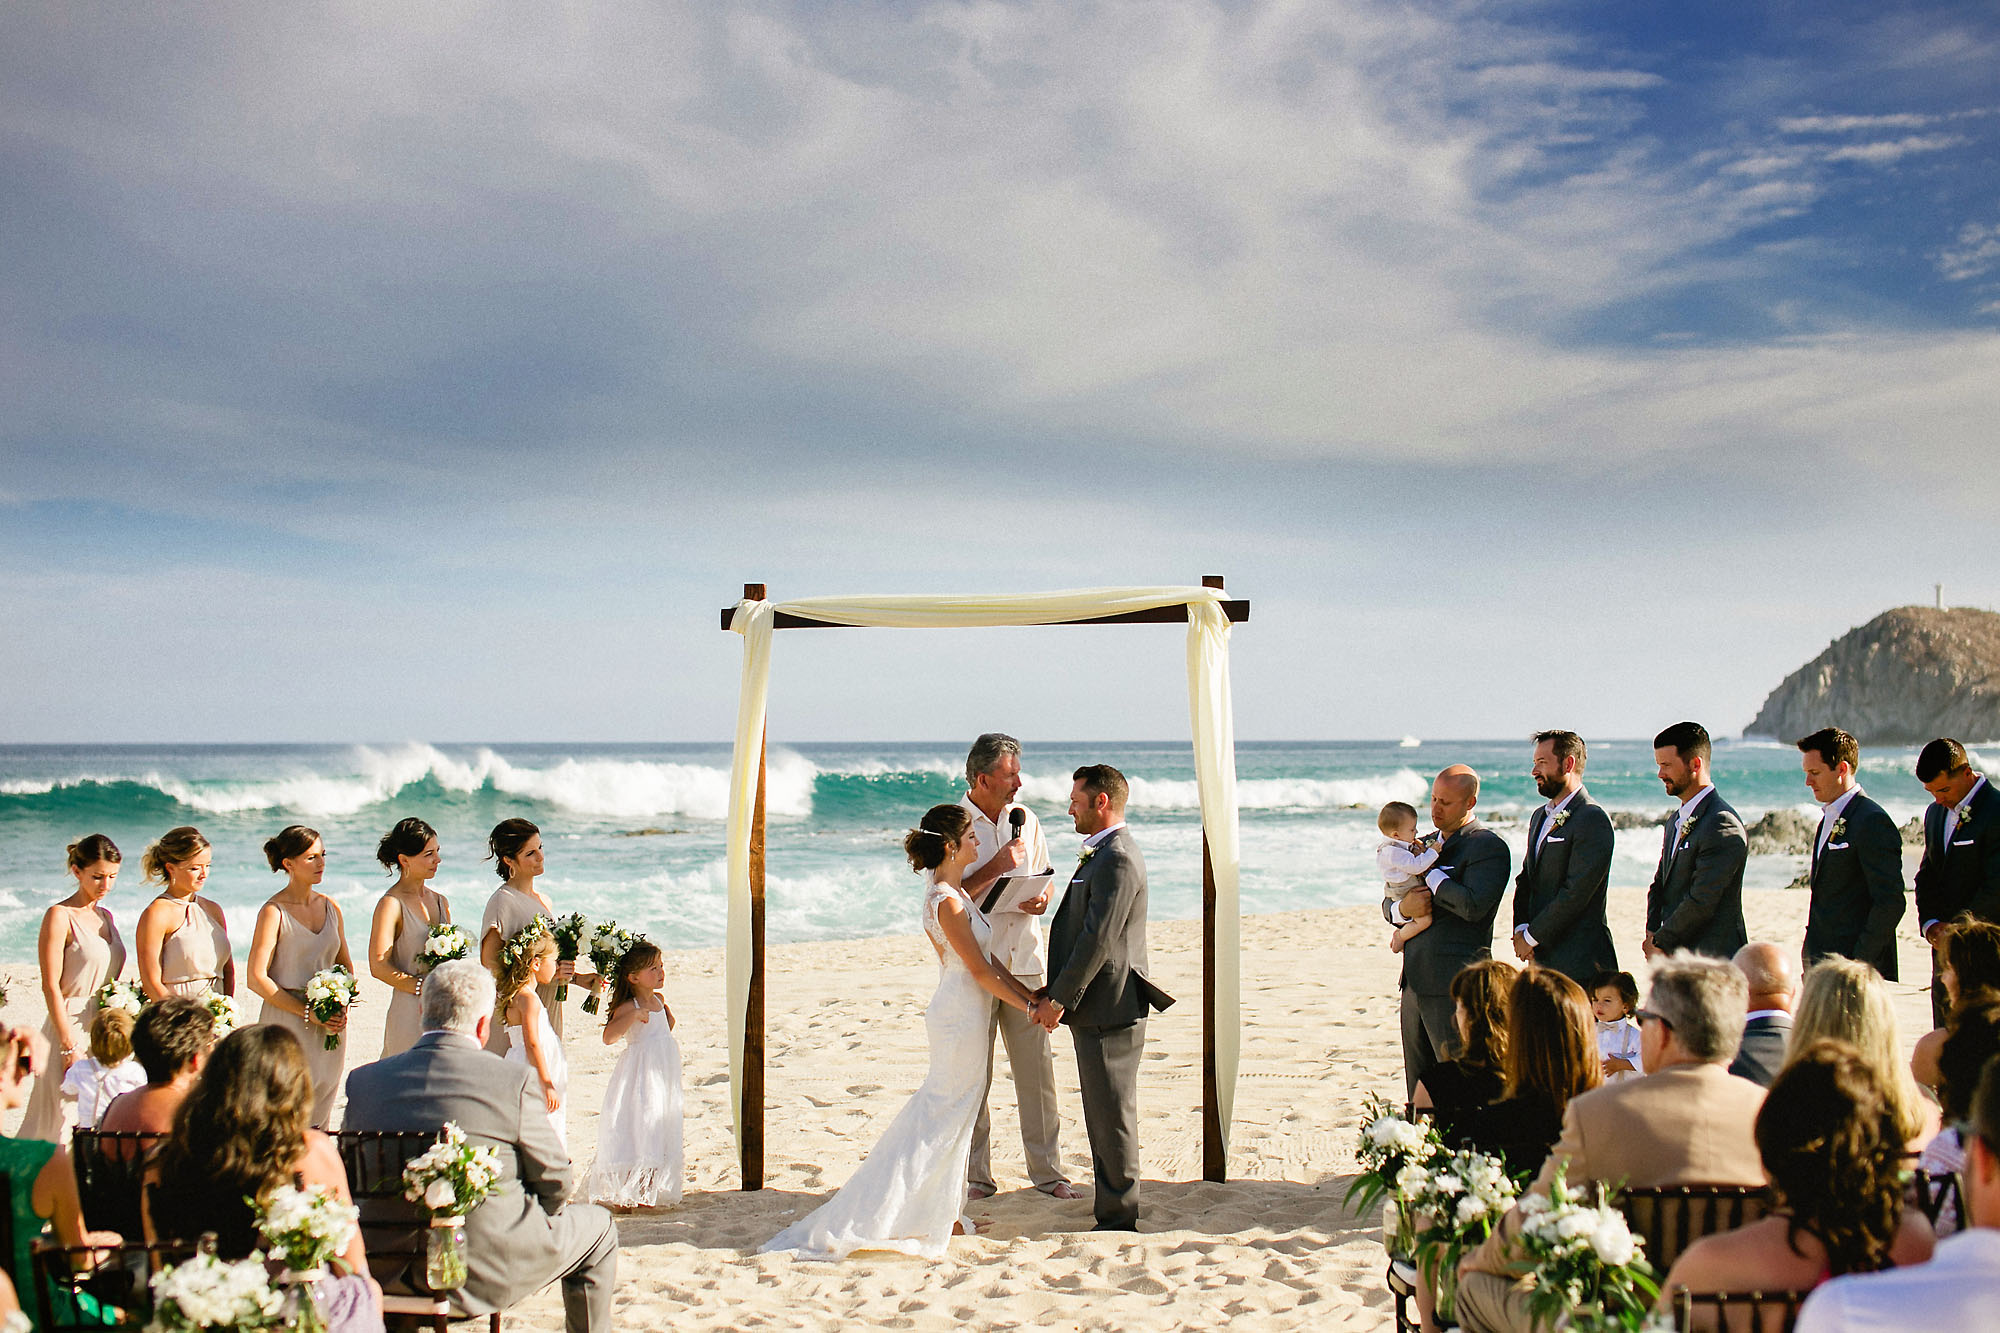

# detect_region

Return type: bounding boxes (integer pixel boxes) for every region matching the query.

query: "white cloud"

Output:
[1778,112,1939,134]
[1820,133,1965,164]
[1939,220,2000,282]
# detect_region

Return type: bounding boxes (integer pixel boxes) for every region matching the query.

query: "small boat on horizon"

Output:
[1399,735,1421,748]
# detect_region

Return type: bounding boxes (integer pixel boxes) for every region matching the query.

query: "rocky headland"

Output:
[1747,606,2000,747]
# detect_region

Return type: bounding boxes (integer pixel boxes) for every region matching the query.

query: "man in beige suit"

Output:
[1456,953,1767,1333]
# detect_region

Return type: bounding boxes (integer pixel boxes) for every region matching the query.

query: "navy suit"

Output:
[1512,788,1618,983]
[1914,775,2000,1024]
[1645,789,1748,959]
[1803,790,1906,979]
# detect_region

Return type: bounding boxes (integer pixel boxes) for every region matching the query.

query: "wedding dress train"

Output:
[761,878,995,1260]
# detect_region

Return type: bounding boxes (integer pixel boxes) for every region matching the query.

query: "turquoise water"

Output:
[0,738,1981,962]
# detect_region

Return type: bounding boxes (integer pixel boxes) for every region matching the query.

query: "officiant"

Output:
[957,733,1079,1201]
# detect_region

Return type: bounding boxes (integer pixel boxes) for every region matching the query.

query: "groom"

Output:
[1033,764,1172,1232]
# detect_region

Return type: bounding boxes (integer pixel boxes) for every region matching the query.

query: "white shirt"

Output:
[1516,788,1582,944]
[960,794,1053,976]
[1744,1008,1789,1023]
[60,1056,147,1129]
[1816,783,1865,857]
[1081,821,1126,850]
[1944,775,1988,845]
[1795,1228,2000,1333]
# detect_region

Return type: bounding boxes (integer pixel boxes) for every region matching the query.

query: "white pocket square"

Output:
[1545,836,1566,844]
[1828,841,1850,851]
[1953,838,1975,847]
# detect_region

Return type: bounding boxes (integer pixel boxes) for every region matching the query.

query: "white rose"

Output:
[1455,1195,1488,1224]
[424,1179,459,1210]
[1391,1123,1430,1154]
[1556,1210,1594,1240]
[1589,1219,1636,1267]
[1395,1164,1430,1196]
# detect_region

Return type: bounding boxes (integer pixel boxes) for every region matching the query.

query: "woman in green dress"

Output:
[0,1025,119,1323]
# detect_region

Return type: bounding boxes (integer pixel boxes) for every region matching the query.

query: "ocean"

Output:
[1,738,1983,964]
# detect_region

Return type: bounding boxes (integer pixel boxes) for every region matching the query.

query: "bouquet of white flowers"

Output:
[96,978,146,1017]
[203,991,243,1038]
[1347,1092,1448,1255]
[145,1247,285,1332]
[1513,1170,1659,1332]
[550,912,591,1003]
[1405,1146,1521,1324]
[402,1122,505,1291]
[415,922,473,972]
[303,966,360,1050]
[581,922,633,1015]
[255,1182,360,1333]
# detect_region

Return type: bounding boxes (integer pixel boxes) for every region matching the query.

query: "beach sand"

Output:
[1,880,1939,1331]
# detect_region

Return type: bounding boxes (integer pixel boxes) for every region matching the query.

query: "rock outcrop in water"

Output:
[1746,606,2000,747]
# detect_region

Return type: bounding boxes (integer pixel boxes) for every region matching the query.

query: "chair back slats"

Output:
[329,1130,453,1300]
[31,1239,200,1332]
[1618,1185,1772,1275]
[69,1131,162,1241]
[1907,1170,1962,1228]
[1674,1286,1810,1333]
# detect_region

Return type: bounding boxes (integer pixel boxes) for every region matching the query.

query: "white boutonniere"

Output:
[1829,816,1847,843]
[1676,813,1698,845]
[1955,803,1974,830]
[1549,808,1570,830]
[1078,846,1097,866]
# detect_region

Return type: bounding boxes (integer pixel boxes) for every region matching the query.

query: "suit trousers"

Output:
[1455,1269,1534,1333]
[1400,986,1459,1098]
[1070,1017,1145,1229]
[969,973,1069,1191]
[552,1202,620,1333]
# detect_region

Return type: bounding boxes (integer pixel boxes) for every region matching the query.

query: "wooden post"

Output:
[1199,574,1226,1182]
[744,584,768,1192]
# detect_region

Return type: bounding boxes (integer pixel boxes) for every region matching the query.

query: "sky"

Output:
[2,0,1997,745]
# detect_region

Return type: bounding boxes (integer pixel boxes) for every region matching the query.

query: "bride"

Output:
[762,803,1044,1260]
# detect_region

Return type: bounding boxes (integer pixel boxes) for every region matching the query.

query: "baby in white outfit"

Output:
[1376,801,1439,953]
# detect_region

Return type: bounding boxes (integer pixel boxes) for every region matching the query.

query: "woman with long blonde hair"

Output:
[1789,957,1941,1150]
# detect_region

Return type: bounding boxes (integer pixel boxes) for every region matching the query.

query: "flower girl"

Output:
[498,923,570,1150]
[584,939,684,1209]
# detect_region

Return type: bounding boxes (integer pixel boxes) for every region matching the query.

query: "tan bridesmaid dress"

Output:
[257,903,345,1127]
[156,895,230,997]
[380,888,450,1060]
[480,884,563,1055]
[20,907,126,1141]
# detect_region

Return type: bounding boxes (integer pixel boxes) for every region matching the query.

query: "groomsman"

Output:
[1390,764,1511,1095]
[956,733,1077,1201]
[1797,726,1905,978]
[1510,730,1617,982]
[1643,722,1748,961]
[1914,737,2000,1025]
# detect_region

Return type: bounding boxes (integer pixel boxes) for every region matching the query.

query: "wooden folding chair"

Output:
[332,1130,501,1333]
[1618,1184,1771,1275]
[68,1131,161,1241]
[1673,1286,1809,1333]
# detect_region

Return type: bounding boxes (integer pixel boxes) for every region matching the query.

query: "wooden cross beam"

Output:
[721,577,1248,1189]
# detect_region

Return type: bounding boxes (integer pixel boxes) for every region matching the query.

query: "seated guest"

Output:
[1728,941,1797,1087]
[343,959,618,1333]
[1911,918,2000,1089]
[144,1026,382,1331]
[98,996,215,1141]
[1455,953,1767,1333]
[1914,999,2000,1237]
[1790,957,1940,1150]
[1659,1040,1934,1317]
[1796,1053,2000,1331]
[1411,959,1514,1119]
[1442,967,1600,1178]
[0,1024,120,1324]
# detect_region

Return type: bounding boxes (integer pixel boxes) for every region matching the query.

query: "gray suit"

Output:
[1728,1013,1791,1088]
[1512,790,1619,984]
[1644,790,1749,959]
[343,1032,619,1333]
[1389,820,1511,1096]
[1046,826,1170,1230]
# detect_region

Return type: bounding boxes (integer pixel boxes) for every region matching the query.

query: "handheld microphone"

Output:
[1009,808,1026,841]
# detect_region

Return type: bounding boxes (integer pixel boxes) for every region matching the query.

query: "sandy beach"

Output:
[1,879,1940,1331]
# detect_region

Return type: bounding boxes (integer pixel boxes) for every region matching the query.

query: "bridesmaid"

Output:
[367,817,450,1060]
[20,835,129,1141]
[244,826,353,1127]
[134,827,234,1002]
[478,818,595,1054]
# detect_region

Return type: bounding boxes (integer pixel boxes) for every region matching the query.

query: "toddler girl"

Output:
[584,939,685,1209]
[62,1007,146,1129]
[499,924,570,1150]
[1588,969,1643,1081]
[1377,801,1438,953]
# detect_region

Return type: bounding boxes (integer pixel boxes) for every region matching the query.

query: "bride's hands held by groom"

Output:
[1029,995,1063,1031]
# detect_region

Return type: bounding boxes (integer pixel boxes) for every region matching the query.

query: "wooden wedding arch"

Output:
[717,578,1250,1190]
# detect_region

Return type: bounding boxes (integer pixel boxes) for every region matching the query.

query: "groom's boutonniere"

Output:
[1829,816,1847,843]
[1676,811,1698,845]
[1077,846,1097,867]
[1955,803,1974,831]
[1549,808,1571,830]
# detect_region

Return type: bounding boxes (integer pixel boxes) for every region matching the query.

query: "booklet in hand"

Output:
[980,870,1055,916]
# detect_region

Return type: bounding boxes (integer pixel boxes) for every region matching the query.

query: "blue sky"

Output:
[2,1,1996,743]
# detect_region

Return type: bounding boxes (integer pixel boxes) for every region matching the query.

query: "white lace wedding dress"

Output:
[762,877,995,1260]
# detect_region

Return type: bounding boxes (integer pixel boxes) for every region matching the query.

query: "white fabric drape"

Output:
[723,586,1243,1160]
